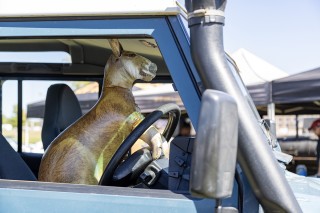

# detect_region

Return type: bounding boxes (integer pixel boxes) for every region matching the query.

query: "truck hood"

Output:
[285,171,320,212]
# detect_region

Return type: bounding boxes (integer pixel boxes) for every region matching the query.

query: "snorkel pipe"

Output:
[186,0,302,212]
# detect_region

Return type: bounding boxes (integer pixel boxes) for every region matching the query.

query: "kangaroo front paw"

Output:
[150,134,169,159]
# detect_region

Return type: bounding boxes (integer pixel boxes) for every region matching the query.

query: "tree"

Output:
[2,104,26,127]
[71,81,92,90]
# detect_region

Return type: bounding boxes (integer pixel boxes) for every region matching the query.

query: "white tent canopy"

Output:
[231,48,288,86]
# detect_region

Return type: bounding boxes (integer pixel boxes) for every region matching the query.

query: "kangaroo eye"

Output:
[126,53,136,57]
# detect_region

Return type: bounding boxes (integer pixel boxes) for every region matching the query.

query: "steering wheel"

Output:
[99,103,181,186]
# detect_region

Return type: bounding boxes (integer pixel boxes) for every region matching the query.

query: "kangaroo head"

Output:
[105,39,157,87]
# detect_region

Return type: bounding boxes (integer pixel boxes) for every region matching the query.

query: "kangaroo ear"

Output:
[108,39,123,58]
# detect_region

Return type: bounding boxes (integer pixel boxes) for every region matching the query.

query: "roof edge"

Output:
[0,0,184,18]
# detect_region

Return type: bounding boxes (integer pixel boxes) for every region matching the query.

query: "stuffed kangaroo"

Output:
[38,39,168,184]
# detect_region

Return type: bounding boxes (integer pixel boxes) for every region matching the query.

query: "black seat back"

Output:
[0,134,36,181]
[41,84,82,150]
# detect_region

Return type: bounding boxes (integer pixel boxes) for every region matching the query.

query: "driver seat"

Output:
[41,84,82,150]
[0,134,36,181]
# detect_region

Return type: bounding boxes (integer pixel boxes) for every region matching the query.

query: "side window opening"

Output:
[0,37,196,156]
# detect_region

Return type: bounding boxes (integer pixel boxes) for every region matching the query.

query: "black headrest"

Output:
[0,134,36,181]
[41,84,82,150]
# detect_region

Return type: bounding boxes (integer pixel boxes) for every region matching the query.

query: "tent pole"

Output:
[267,103,275,121]
[295,115,299,139]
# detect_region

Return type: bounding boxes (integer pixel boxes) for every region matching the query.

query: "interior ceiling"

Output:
[0,38,169,77]
[74,38,161,56]
[0,38,160,55]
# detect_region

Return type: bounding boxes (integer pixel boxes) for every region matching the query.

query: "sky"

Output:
[223,0,320,74]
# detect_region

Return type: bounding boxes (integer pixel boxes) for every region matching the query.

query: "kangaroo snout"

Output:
[149,63,157,74]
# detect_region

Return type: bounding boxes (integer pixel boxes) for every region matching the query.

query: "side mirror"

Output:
[190,89,238,199]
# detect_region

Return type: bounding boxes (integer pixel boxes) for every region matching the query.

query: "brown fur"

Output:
[38,39,166,184]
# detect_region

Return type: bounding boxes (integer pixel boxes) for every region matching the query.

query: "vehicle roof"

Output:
[0,0,186,18]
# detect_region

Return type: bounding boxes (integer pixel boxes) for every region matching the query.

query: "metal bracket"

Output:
[188,9,225,26]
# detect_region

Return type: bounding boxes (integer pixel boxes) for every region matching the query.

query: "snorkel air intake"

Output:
[186,0,302,212]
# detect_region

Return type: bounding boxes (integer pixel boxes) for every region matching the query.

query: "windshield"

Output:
[227,55,261,120]
[227,54,279,149]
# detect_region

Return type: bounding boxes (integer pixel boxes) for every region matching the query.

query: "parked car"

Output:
[0,0,319,212]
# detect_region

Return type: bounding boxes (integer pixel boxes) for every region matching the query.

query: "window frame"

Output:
[0,16,220,212]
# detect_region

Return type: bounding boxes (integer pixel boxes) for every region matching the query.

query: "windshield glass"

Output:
[227,55,261,120]
[227,55,277,148]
